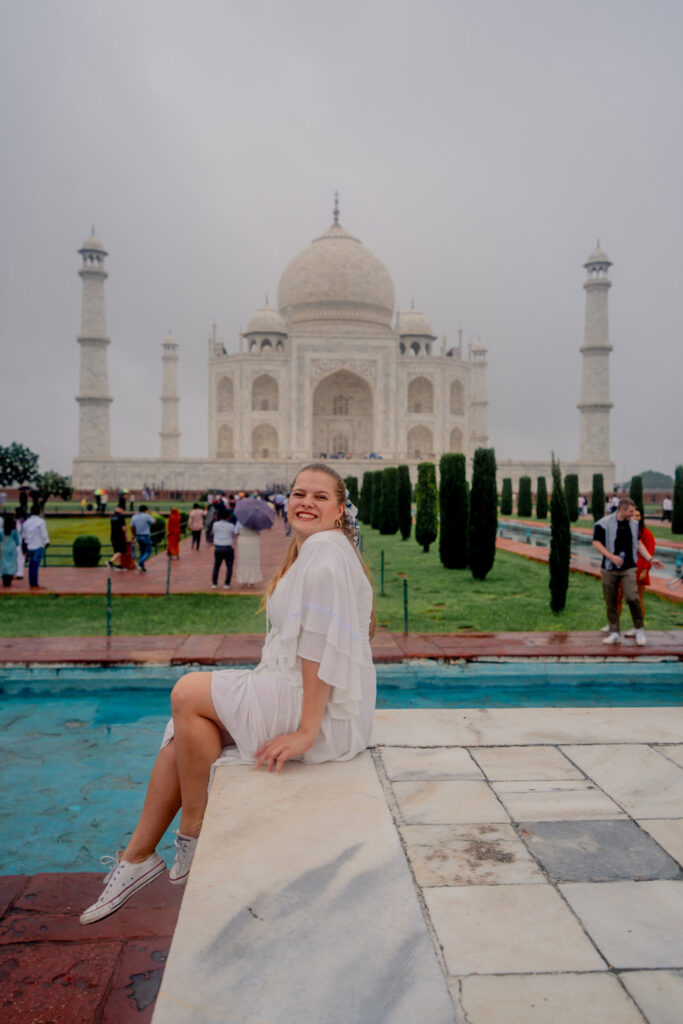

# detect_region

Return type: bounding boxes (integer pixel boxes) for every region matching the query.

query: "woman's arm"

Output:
[254,658,331,773]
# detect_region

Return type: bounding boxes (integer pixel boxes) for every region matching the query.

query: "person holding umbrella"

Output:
[233,495,275,586]
[80,463,376,924]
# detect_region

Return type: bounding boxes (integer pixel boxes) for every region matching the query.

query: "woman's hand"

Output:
[254,730,315,773]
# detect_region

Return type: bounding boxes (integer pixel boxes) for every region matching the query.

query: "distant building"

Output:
[71,210,613,494]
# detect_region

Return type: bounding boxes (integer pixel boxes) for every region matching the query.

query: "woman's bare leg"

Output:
[122,741,182,863]
[170,671,230,838]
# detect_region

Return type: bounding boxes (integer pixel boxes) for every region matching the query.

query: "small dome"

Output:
[163,331,178,347]
[398,309,435,338]
[584,245,611,267]
[79,234,107,255]
[277,222,395,333]
[245,305,288,335]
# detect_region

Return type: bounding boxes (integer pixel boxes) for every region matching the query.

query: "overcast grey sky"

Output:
[1,0,681,483]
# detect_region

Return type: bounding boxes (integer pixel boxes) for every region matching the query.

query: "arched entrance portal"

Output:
[312,370,373,457]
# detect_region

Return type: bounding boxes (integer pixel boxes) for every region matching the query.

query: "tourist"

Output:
[593,497,658,646]
[79,464,375,924]
[22,505,50,589]
[130,505,155,573]
[210,504,240,589]
[107,505,129,571]
[188,503,205,550]
[0,513,20,587]
[618,509,663,631]
[14,507,25,579]
[662,495,673,522]
[166,508,181,559]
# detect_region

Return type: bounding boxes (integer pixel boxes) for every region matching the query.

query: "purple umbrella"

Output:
[234,497,275,532]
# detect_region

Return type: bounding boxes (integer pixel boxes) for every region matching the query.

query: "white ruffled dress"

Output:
[161,530,376,766]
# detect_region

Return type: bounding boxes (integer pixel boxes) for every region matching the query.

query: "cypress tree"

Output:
[673,465,683,535]
[549,457,571,612]
[379,467,399,535]
[468,447,498,580]
[370,470,382,530]
[344,475,359,507]
[415,461,438,553]
[517,476,532,517]
[591,473,605,521]
[536,476,548,519]
[358,472,373,524]
[439,452,469,569]
[397,464,412,540]
[629,475,644,521]
[500,478,513,516]
[564,473,579,522]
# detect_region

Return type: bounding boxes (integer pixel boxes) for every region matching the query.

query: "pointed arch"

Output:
[252,374,279,412]
[217,376,233,414]
[252,423,278,458]
[450,379,465,415]
[407,376,433,414]
[407,425,433,459]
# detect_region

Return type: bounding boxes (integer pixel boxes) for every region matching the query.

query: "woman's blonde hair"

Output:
[261,462,376,636]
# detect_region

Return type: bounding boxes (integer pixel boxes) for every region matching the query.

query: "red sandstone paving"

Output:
[0,873,182,1023]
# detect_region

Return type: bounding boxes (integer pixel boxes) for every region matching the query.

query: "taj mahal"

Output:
[72,202,615,493]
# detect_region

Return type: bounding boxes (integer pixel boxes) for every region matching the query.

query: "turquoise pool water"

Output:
[1,661,681,874]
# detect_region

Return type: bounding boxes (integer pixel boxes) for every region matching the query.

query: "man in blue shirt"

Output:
[130,505,155,573]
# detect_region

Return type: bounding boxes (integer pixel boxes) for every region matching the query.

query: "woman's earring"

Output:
[334,516,343,529]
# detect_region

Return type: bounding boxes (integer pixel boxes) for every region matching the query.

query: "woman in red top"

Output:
[166,508,182,559]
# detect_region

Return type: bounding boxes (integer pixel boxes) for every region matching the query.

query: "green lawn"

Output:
[2,528,681,637]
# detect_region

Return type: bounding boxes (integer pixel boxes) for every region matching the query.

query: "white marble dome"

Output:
[277,222,395,332]
[245,304,288,335]
[398,309,435,338]
[79,234,107,254]
[585,246,611,266]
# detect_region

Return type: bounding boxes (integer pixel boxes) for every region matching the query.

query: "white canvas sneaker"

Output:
[168,831,198,886]
[80,851,166,924]
[635,629,647,646]
[602,632,622,645]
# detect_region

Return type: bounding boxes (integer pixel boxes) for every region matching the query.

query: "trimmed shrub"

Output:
[439,453,469,569]
[591,474,605,521]
[415,462,438,553]
[500,478,512,516]
[370,471,382,530]
[564,473,579,522]
[358,472,374,524]
[179,510,189,534]
[397,464,412,540]
[468,448,498,580]
[673,465,683,535]
[629,475,644,521]
[550,458,571,612]
[517,476,532,517]
[536,476,548,519]
[344,475,359,506]
[72,534,102,567]
[151,514,166,547]
[379,467,399,535]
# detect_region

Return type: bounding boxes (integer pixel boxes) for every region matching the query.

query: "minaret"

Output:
[160,331,180,459]
[469,337,489,454]
[76,231,112,457]
[578,244,612,465]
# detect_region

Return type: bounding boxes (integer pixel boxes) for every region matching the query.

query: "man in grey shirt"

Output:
[130,505,155,573]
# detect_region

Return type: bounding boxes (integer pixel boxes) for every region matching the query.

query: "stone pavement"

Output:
[152,708,683,1024]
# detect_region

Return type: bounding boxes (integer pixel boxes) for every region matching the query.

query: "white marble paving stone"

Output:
[656,744,683,770]
[491,779,626,821]
[380,745,483,781]
[153,755,455,1024]
[620,970,683,1024]
[562,744,683,818]
[453,972,646,1024]
[400,822,545,886]
[470,745,585,781]
[392,780,510,825]
[371,708,683,749]
[637,818,683,866]
[560,881,683,969]
[424,884,606,975]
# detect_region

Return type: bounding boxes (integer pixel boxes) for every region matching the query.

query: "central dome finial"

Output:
[333,190,339,225]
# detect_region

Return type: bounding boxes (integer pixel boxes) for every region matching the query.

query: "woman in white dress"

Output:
[81,463,376,924]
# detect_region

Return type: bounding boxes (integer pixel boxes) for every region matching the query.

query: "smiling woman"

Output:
[79,462,377,927]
